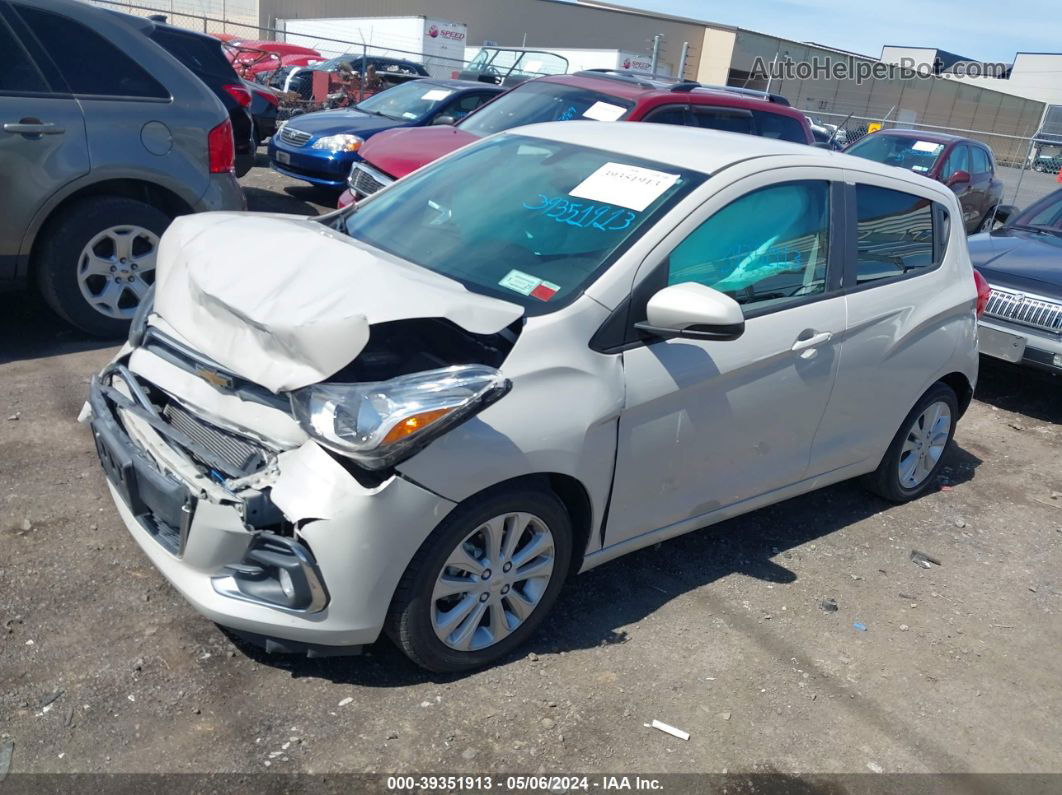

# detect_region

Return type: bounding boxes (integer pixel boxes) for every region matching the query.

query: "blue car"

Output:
[268,79,504,189]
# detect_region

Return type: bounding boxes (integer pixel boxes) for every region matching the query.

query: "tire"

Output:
[35,196,170,338]
[862,382,958,503]
[386,485,573,673]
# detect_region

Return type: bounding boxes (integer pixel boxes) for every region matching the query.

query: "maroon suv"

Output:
[338,69,814,207]
[844,129,1004,234]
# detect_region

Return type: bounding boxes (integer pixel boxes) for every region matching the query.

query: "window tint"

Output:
[941,144,969,177]
[854,185,936,283]
[753,110,808,144]
[644,106,689,126]
[457,82,633,137]
[0,17,47,93]
[451,92,493,117]
[970,147,991,174]
[690,107,754,136]
[667,181,830,311]
[149,27,233,80]
[16,5,168,99]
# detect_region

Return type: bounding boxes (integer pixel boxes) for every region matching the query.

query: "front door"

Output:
[605,172,846,547]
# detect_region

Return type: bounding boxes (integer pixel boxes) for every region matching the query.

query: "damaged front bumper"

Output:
[85,343,458,652]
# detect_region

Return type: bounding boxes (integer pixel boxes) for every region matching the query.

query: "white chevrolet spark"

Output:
[85,122,980,672]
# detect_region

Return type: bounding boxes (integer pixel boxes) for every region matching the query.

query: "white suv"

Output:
[85,122,979,672]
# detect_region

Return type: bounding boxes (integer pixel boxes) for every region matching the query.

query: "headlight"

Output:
[311,134,363,153]
[289,365,510,470]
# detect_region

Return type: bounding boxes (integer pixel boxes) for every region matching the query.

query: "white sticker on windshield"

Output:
[912,140,943,153]
[582,101,627,122]
[912,165,929,172]
[421,89,453,101]
[569,162,680,212]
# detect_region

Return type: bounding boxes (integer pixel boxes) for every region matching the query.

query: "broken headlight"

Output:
[289,365,510,470]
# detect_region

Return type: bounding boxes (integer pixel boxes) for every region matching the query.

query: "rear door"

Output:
[939,144,977,230]
[812,173,955,473]
[968,146,993,224]
[0,4,87,281]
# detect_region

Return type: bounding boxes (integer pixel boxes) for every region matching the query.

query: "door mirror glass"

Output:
[432,114,456,126]
[945,169,970,187]
[637,282,745,341]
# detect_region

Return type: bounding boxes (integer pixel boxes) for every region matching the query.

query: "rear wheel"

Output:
[862,382,958,502]
[35,196,169,338]
[386,486,572,673]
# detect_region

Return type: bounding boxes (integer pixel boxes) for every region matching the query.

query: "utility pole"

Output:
[678,41,689,80]
[649,34,661,75]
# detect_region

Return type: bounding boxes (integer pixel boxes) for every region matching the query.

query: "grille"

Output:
[350,165,388,196]
[280,126,312,146]
[984,288,1062,334]
[162,401,266,477]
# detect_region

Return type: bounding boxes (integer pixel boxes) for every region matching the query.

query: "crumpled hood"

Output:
[152,213,523,393]
[967,230,1062,297]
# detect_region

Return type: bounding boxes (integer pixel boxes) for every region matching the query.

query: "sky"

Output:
[598,0,1060,63]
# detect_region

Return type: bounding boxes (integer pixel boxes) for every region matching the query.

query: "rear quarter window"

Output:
[149,27,236,81]
[753,110,808,144]
[853,184,947,285]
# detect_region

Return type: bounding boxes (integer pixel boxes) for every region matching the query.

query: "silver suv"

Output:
[0,0,245,336]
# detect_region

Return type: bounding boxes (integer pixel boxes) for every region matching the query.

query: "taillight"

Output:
[973,269,991,318]
[255,89,280,108]
[207,118,235,174]
[222,83,252,107]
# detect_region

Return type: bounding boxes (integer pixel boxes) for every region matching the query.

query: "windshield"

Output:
[339,135,703,313]
[457,81,633,138]
[1008,190,1062,234]
[846,134,945,174]
[356,81,455,121]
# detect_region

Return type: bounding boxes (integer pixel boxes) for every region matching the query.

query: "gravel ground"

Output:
[1,157,1060,778]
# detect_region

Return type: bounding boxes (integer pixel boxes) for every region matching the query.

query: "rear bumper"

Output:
[87,357,458,649]
[194,173,247,213]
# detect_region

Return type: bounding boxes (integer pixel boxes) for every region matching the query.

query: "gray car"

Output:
[0,0,245,337]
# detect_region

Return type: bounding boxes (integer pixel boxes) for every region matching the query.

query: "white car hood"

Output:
[152,213,523,393]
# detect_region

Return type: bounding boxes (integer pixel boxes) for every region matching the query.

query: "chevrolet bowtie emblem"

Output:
[194,365,233,390]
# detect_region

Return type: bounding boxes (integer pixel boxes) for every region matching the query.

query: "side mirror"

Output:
[432,114,456,126]
[992,204,1016,225]
[945,169,970,187]
[635,282,745,342]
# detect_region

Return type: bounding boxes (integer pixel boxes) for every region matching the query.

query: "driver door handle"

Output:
[3,121,65,136]
[791,331,833,352]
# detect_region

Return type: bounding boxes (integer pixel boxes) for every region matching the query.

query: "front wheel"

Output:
[862,382,958,502]
[386,486,572,673]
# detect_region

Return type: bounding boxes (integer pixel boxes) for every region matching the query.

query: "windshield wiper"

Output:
[1008,223,1061,237]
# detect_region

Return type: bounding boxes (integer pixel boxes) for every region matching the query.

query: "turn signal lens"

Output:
[381,408,453,445]
[973,269,991,318]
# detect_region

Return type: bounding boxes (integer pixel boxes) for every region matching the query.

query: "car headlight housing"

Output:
[311,134,363,153]
[289,365,511,470]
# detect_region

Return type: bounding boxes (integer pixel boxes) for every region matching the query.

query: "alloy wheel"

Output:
[76,225,158,320]
[431,512,555,652]
[898,400,952,489]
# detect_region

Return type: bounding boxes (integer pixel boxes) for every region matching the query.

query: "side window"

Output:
[450,92,492,119]
[0,16,47,93]
[753,110,809,144]
[854,185,936,284]
[970,147,991,175]
[942,144,969,178]
[690,107,755,136]
[667,180,831,311]
[643,106,690,126]
[14,5,168,99]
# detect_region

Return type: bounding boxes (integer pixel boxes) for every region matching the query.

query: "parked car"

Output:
[969,188,1062,373]
[245,79,280,146]
[220,38,322,82]
[269,79,503,189]
[844,129,1004,234]
[148,23,256,177]
[273,55,428,98]
[1031,153,1062,174]
[339,69,815,207]
[0,0,244,337]
[86,123,979,671]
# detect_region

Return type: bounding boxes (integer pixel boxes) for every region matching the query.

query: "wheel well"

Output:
[470,473,594,576]
[939,372,974,417]
[28,179,192,273]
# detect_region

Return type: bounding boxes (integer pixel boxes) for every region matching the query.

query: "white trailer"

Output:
[462,46,673,78]
[277,16,469,79]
